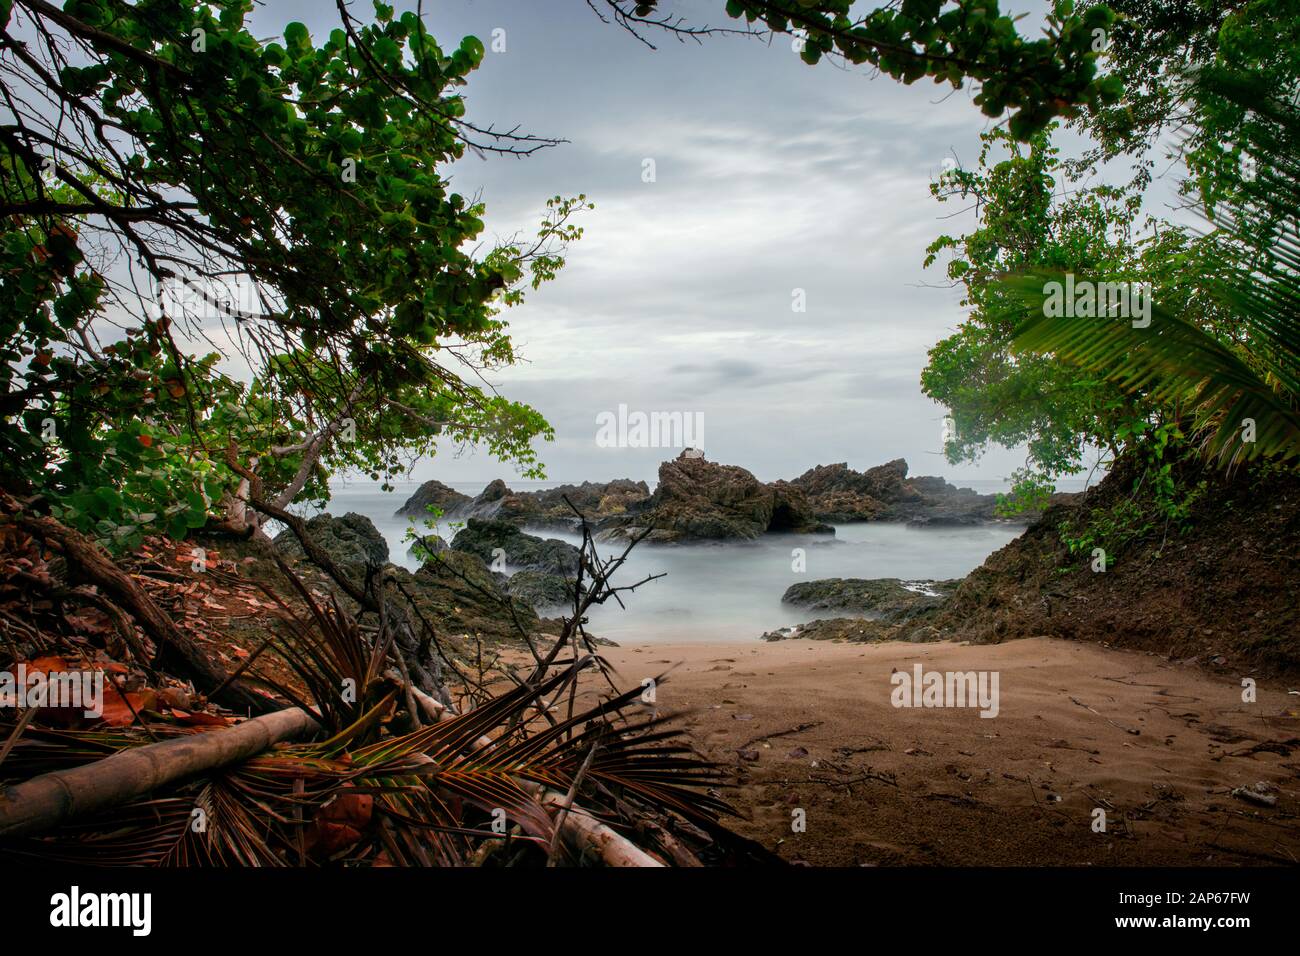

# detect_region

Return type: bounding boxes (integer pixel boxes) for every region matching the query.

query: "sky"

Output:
[247,0,1153,488]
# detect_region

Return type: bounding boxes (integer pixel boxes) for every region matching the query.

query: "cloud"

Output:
[249,0,1038,486]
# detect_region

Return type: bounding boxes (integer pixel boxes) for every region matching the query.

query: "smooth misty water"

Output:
[314,480,1027,644]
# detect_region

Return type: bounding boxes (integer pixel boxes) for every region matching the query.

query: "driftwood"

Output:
[534,785,662,867]
[11,512,271,715]
[403,680,664,868]
[0,706,318,839]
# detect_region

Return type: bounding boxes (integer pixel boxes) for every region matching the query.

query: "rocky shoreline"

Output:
[271,512,583,650]
[269,447,1299,678]
[395,449,1031,541]
[275,446,1024,652]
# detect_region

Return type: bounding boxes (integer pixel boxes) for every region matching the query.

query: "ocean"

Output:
[309,477,1063,643]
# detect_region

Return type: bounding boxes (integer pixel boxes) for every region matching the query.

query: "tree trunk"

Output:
[0,706,318,839]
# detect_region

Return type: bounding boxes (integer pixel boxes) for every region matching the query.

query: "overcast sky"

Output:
[253,0,1126,487]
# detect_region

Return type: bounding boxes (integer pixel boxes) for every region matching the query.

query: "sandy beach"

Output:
[588,637,1300,866]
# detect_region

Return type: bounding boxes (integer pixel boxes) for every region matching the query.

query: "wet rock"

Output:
[518,479,651,529]
[506,569,575,609]
[451,518,580,575]
[789,459,1005,524]
[759,618,905,643]
[395,480,470,519]
[605,451,832,542]
[394,550,540,644]
[781,577,960,621]
[273,512,388,582]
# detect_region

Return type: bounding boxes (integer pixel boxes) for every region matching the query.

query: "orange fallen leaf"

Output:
[97,687,159,727]
[169,708,232,727]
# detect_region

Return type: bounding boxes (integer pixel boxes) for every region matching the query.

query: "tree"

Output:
[593,0,1125,139]
[1013,67,1300,466]
[918,125,1238,495]
[0,0,589,547]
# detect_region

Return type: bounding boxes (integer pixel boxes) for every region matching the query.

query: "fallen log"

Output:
[0,706,318,839]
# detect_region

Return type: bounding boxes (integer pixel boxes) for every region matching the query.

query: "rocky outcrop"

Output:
[789,459,1002,525]
[506,569,574,609]
[884,476,1000,526]
[781,577,960,621]
[394,551,541,644]
[760,618,905,643]
[451,518,580,575]
[604,452,832,542]
[268,511,554,646]
[273,512,388,582]
[395,480,470,519]
[931,454,1300,675]
[520,479,651,527]
[459,479,540,523]
[396,478,650,529]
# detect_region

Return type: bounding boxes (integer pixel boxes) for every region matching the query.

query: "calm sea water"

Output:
[308,478,1052,644]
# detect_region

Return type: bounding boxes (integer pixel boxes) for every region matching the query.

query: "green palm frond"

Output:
[1011,275,1300,463]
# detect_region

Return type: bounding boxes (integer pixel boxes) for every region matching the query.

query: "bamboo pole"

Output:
[0,706,318,839]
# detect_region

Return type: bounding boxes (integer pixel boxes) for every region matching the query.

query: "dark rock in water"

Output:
[781,577,960,621]
[881,473,999,525]
[519,479,651,529]
[399,476,653,529]
[604,451,832,542]
[790,459,1005,524]
[471,478,652,529]
[451,518,580,575]
[406,534,448,562]
[395,480,470,518]
[768,480,834,533]
[906,512,982,528]
[506,569,575,609]
[862,458,916,501]
[273,512,388,581]
[760,618,904,643]
[460,479,540,523]
[787,462,890,521]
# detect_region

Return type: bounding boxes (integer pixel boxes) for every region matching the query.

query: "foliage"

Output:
[1076,0,1300,203]
[1058,422,1208,563]
[994,466,1056,517]
[919,125,1214,483]
[1012,69,1300,467]
[0,0,588,548]
[612,0,1124,138]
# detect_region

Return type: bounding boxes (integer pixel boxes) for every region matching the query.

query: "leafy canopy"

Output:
[0,0,588,548]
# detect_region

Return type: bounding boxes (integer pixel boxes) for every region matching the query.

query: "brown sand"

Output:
[595,637,1300,866]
